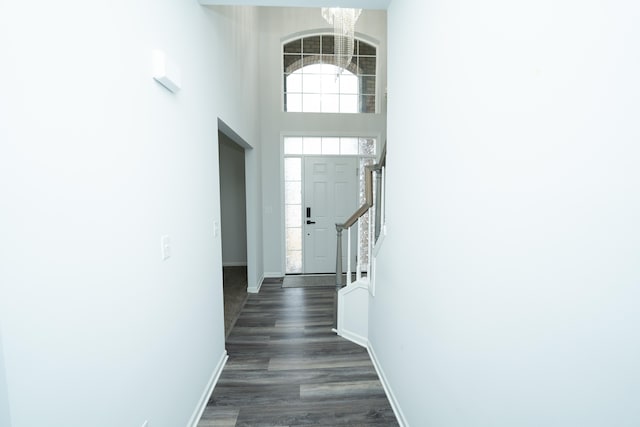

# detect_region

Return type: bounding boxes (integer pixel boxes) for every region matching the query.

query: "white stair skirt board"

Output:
[368,344,409,427]
[337,278,369,348]
[188,350,229,427]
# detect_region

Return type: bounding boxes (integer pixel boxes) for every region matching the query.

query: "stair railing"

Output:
[334,144,386,328]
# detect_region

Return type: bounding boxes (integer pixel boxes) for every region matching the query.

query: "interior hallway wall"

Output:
[258,7,388,276]
[370,0,640,425]
[0,2,261,426]
[219,131,248,266]
[0,323,10,427]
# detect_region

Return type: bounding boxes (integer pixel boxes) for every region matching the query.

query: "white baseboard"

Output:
[263,271,283,279]
[367,343,408,427]
[338,329,368,348]
[187,350,228,427]
[222,261,247,267]
[248,274,264,294]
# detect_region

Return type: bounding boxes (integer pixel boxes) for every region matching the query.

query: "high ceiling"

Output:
[198,0,390,10]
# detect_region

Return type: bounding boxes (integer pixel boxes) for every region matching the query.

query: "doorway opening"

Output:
[218,130,248,338]
[283,136,377,275]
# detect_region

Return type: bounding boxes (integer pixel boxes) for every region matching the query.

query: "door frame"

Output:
[218,119,260,292]
[280,132,380,275]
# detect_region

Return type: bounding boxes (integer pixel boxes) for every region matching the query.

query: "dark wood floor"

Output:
[198,281,399,427]
[223,266,249,338]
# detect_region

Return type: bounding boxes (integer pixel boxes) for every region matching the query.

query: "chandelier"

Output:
[321,7,362,76]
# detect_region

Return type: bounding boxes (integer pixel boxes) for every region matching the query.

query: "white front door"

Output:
[303,156,358,273]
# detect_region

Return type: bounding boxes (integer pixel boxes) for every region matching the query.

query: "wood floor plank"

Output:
[197,282,399,427]
[268,354,373,371]
[234,397,397,426]
[217,366,380,386]
[198,407,239,427]
[300,380,387,400]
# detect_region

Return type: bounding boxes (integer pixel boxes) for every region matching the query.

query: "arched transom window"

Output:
[283,34,377,113]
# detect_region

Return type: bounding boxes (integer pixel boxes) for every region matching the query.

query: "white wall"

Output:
[371,0,640,425]
[219,132,248,266]
[0,2,261,426]
[0,324,11,427]
[258,7,387,276]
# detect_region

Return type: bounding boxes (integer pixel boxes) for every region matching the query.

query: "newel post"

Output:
[334,225,343,331]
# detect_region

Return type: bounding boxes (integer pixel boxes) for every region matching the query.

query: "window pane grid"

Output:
[302,36,321,54]
[284,154,303,274]
[284,34,377,114]
[284,39,302,53]
[284,137,376,156]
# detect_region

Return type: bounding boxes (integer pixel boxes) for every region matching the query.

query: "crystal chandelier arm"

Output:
[321,7,362,76]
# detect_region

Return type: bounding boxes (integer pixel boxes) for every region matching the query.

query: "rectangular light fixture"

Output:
[152,49,181,93]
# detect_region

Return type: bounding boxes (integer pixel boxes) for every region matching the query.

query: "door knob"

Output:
[306,220,316,224]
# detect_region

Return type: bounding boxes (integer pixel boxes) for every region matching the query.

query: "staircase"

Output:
[333,144,386,347]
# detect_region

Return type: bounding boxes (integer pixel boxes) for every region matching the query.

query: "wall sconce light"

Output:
[152,49,181,93]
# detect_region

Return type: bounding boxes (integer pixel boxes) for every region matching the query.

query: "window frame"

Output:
[281,32,379,114]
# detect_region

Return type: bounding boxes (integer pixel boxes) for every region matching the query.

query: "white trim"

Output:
[264,272,284,279]
[337,280,369,346]
[372,165,386,256]
[380,165,386,228]
[347,223,352,284]
[187,350,228,427]
[248,274,264,294]
[369,255,377,297]
[279,133,287,275]
[370,165,386,296]
[222,261,247,267]
[367,344,409,427]
[373,224,387,257]
[282,130,381,140]
[281,30,381,48]
[339,328,368,348]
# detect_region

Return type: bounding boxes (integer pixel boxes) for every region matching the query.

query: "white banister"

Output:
[334,143,386,331]
[346,225,352,287]
[355,216,361,282]
[368,208,373,275]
